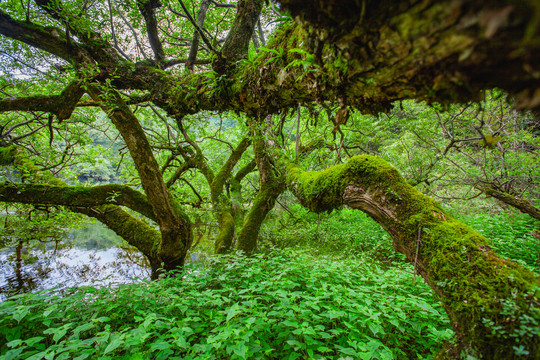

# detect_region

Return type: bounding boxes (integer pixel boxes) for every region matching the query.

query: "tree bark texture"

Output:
[288,155,539,358]
[478,185,540,221]
[0,146,162,275]
[87,86,192,272]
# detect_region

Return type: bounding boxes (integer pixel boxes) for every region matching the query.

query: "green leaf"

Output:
[226,302,241,322]
[103,335,123,355]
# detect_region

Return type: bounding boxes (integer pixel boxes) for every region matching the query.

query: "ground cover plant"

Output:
[0,250,453,360]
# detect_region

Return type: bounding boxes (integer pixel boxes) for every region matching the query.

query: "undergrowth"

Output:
[0,251,452,360]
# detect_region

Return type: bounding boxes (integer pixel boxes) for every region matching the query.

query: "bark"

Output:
[209,137,251,254]
[0,81,84,121]
[215,0,264,72]
[186,0,211,71]
[0,183,156,222]
[0,145,162,275]
[137,0,166,63]
[0,10,82,62]
[236,121,286,253]
[86,86,192,272]
[75,205,162,277]
[287,155,540,358]
[478,185,540,221]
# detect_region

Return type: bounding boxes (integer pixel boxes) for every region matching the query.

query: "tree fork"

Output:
[287,155,539,358]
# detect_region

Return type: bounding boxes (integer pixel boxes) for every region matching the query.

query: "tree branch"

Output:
[177,0,217,56]
[186,0,211,71]
[137,0,166,63]
[0,10,83,62]
[0,183,157,221]
[0,81,84,121]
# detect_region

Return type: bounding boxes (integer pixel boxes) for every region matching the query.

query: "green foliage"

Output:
[0,251,453,360]
[259,205,402,263]
[457,213,539,270]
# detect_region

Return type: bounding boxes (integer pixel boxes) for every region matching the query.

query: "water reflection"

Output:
[0,222,150,301]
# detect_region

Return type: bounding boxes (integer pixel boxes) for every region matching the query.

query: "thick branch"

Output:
[478,185,540,221]
[287,155,540,357]
[87,85,192,270]
[217,0,264,69]
[0,10,83,61]
[0,81,84,121]
[0,145,161,273]
[0,183,156,222]
[150,0,540,118]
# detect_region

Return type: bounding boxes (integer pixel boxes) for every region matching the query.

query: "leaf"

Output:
[13,307,27,323]
[6,339,23,348]
[226,302,241,322]
[103,335,123,355]
[4,348,25,360]
[233,343,247,359]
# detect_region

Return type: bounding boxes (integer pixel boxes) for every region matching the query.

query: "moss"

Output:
[214,212,236,254]
[288,155,405,213]
[288,155,540,358]
[0,146,16,165]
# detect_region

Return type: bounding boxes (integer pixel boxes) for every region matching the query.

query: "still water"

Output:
[0,222,150,301]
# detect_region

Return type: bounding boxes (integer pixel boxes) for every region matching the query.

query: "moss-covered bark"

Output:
[236,121,286,253]
[478,185,540,221]
[288,155,540,359]
[0,145,162,276]
[0,183,156,221]
[87,86,192,272]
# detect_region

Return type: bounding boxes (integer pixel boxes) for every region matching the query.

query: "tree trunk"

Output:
[87,86,192,272]
[0,146,163,276]
[236,121,286,253]
[288,155,539,358]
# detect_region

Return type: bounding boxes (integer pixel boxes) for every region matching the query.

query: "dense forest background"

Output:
[0,0,539,359]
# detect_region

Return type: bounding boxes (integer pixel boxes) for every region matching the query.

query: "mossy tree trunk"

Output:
[236,120,286,253]
[288,155,539,358]
[0,146,163,277]
[87,86,193,272]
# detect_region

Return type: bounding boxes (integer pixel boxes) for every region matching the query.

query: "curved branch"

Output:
[287,155,540,357]
[0,10,83,62]
[478,184,540,221]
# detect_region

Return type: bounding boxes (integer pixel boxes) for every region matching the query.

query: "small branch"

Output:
[107,0,131,60]
[414,224,422,286]
[112,0,149,60]
[177,0,217,55]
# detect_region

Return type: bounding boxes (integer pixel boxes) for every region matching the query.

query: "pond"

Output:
[0,222,150,301]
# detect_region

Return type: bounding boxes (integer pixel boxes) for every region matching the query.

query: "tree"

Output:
[0,0,539,357]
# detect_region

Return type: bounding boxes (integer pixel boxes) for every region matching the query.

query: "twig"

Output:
[414,224,422,286]
[177,0,217,54]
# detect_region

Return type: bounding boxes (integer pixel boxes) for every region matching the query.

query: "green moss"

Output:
[288,155,540,358]
[288,155,405,213]
[214,212,236,254]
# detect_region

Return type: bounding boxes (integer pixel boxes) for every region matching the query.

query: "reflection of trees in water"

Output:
[0,220,150,300]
